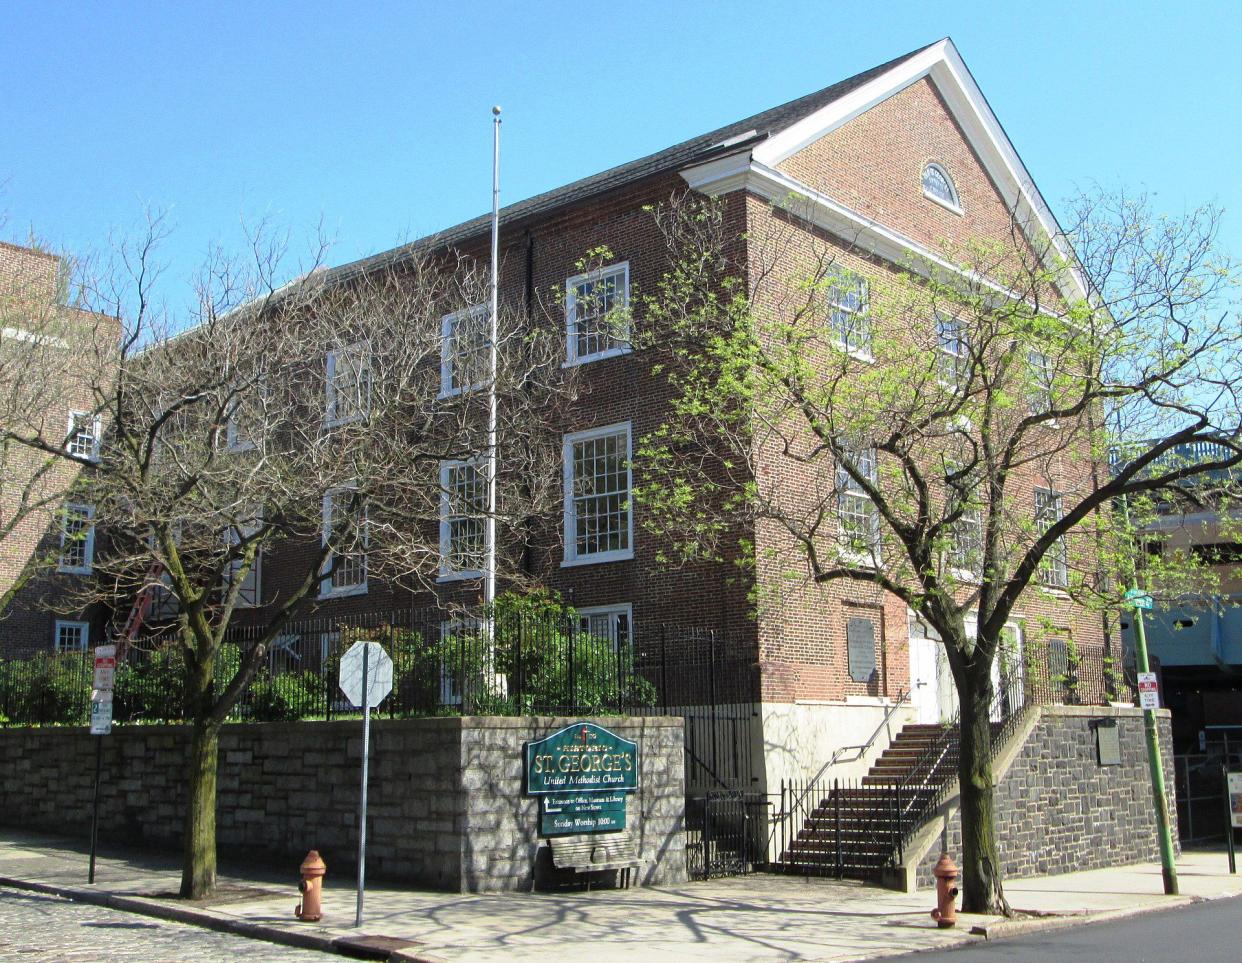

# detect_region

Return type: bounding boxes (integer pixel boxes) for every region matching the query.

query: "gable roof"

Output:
[325,42,938,285]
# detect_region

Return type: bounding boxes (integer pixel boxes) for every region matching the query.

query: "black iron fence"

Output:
[0,609,759,729]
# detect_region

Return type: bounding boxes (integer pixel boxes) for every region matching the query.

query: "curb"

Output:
[969,896,1200,941]
[0,875,440,961]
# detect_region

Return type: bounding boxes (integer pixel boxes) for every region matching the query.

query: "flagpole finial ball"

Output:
[492,105,502,116]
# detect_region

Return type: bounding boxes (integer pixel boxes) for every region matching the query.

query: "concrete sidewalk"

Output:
[1,830,1238,962]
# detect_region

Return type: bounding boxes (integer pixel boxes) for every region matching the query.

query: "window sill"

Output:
[562,345,633,369]
[57,566,92,576]
[1039,586,1071,599]
[924,190,964,216]
[437,570,482,584]
[225,442,257,455]
[832,342,874,364]
[322,414,367,430]
[318,583,368,600]
[437,384,485,401]
[561,549,635,568]
[837,551,881,570]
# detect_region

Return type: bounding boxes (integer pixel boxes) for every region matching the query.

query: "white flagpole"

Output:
[484,106,501,614]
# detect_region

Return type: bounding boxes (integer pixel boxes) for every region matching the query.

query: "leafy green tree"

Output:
[633,191,1240,913]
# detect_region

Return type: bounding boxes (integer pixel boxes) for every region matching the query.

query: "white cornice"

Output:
[683,156,1035,306]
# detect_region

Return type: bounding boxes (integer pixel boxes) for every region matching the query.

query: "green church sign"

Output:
[525,722,639,795]
[540,791,627,836]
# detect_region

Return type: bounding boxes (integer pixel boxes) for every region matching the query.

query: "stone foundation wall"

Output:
[915,705,1176,887]
[0,715,685,892]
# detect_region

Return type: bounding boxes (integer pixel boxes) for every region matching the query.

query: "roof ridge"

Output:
[327,41,940,284]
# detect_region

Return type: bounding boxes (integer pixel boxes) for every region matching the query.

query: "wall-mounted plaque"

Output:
[847,617,877,683]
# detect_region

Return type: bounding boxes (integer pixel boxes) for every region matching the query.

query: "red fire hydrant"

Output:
[295,850,327,922]
[930,852,959,928]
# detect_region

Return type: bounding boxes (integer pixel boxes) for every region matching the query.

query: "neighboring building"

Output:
[0,241,114,656]
[1120,440,1242,752]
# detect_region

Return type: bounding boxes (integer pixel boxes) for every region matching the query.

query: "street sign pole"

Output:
[1223,766,1237,874]
[88,644,116,885]
[1121,495,1178,895]
[88,736,102,884]
[355,644,370,929]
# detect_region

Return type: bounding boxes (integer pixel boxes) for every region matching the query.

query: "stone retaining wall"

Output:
[914,705,1176,887]
[0,715,685,892]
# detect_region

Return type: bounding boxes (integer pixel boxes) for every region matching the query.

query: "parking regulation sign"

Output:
[1137,672,1160,711]
[90,689,113,735]
[93,645,117,691]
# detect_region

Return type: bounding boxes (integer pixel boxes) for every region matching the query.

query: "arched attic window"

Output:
[922,162,961,212]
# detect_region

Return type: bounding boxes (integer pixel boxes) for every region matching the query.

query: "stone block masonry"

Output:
[914,705,1177,887]
[0,715,685,892]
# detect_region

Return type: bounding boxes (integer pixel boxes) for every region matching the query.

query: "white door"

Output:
[910,636,941,724]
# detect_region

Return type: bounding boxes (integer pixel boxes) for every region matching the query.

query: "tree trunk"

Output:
[957,675,1009,915]
[180,640,218,900]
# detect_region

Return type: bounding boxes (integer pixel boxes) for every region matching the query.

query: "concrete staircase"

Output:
[779,721,999,880]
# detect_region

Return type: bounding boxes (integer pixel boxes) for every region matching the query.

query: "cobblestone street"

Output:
[0,887,331,962]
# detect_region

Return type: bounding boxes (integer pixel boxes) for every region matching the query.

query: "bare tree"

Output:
[634,191,1241,913]
[4,218,574,897]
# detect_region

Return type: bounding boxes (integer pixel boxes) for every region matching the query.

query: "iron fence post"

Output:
[834,778,842,878]
[567,614,576,711]
[660,623,668,708]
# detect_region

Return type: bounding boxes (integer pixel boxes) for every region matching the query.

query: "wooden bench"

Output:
[550,831,646,888]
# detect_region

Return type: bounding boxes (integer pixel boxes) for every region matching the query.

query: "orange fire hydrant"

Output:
[295,850,327,922]
[930,852,959,928]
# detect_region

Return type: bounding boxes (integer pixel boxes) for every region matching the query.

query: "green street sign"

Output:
[525,722,639,795]
[540,791,628,836]
[1124,588,1154,610]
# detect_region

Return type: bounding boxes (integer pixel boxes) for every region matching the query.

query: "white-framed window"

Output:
[224,510,262,608]
[58,503,95,574]
[565,262,631,365]
[936,313,968,387]
[440,304,489,397]
[948,506,982,576]
[54,620,89,652]
[1027,349,1054,417]
[922,163,961,212]
[1034,487,1069,589]
[66,411,101,461]
[224,379,264,453]
[563,422,633,565]
[439,458,485,580]
[826,267,872,358]
[576,603,632,653]
[324,342,371,427]
[837,444,881,563]
[320,486,368,597]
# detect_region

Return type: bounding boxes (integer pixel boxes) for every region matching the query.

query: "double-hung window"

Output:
[320,486,368,597]
[936,314,968,387]
[563,423,633,565]
[54,620,89,652]
[1034,487,1068,588]
[440,304,489,397]
[565,262,630,364]
[1027,349,1054,417]
[66,411,101,461]
[826,267,872,357]
[576,603,632,653]
[224,510,263,607]
[439,459,485,580]
[224,379,264,452]
[949,505,983,576]
[837,444,880,563]
[324,342,371,427]
[58,503,95,574]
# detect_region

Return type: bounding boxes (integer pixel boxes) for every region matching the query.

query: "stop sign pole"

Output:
[337,640,392,929]
[355,645,371,929]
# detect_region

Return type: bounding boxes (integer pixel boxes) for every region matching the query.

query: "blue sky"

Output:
[4,1,1239,311]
